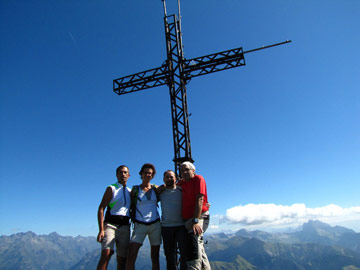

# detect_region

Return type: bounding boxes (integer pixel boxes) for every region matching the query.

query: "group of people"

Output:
[96,161,211,270]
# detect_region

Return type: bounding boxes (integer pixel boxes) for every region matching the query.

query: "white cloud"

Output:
[224,203,360,228]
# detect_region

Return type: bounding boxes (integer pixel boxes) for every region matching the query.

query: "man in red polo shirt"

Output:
[179,161,211,270]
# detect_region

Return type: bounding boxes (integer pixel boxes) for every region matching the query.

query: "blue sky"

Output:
[1,0,359,236]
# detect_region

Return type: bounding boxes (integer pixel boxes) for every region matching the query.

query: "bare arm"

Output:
[191,194,204,235]
[156,184,165,194]
[97,187,112,242]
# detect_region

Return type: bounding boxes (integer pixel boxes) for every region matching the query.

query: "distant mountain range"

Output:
[232,220,360,252]
[1,220,359,270]
[0,231,98,270]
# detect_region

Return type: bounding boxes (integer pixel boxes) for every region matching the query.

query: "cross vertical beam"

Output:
[164,14,193,175]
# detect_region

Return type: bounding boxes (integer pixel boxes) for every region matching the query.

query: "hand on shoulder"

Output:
[156,184,165,193]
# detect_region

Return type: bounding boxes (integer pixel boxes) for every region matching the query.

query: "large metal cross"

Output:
[113,0,291,177]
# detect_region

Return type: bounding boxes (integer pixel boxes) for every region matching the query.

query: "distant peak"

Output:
[22,231,37,237]
[303,220,330,229]
[301,220,354,235]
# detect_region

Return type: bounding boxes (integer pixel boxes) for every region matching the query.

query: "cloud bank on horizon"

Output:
[223,203,360,227]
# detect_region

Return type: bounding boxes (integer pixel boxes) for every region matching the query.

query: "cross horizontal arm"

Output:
[243,40,292,54]
[182,47,245,80]
[113,65,168,95]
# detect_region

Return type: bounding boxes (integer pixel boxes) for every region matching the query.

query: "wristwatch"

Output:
[192,218,199,224]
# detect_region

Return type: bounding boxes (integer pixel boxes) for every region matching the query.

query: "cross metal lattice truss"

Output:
[113,0,291,177]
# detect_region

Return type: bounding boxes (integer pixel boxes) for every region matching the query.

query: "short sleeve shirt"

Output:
[179,175,209,219]
[160,187,184,227]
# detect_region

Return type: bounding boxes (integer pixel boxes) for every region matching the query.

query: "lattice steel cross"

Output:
[113,0,290,177]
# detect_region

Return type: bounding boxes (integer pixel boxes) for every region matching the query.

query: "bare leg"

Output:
[126,242,141,270]
[97,249,114,270]
[151,245,160,270]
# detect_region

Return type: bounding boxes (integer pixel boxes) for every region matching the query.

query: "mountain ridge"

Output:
[1,220,360,270]
[224,220,360,253]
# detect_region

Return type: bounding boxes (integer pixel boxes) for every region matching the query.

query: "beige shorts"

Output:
[101,223,130,257]
[130,221,162,246]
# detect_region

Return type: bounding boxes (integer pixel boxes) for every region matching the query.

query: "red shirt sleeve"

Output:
[194,175,209,212]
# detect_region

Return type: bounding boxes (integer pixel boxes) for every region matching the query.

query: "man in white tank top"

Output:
[97,165,132,270]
